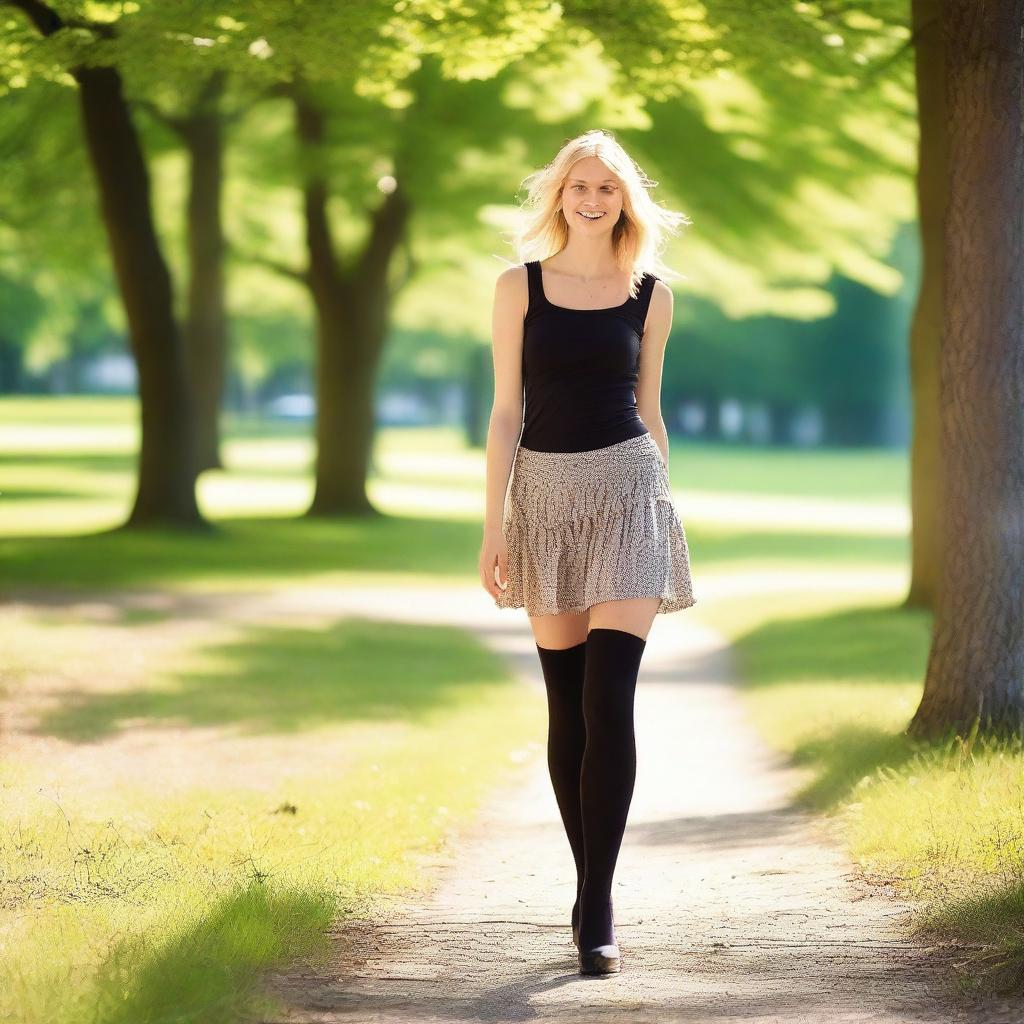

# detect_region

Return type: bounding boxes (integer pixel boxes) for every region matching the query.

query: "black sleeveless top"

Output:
[518,260,657,453]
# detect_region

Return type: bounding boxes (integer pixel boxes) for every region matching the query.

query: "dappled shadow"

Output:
[88,880,336,1024]
[2,452,137,472]
[789,723,918,809]
[0,514,481,589]
[0,485,101,501]
[0,512,909,594]
[730,601,933,810]
[914,878,1024,997]
[694,529,908,565]
[734,602,933,689]
[627,803,810,853]
[262,780,988,1023]
[32,615,507,742]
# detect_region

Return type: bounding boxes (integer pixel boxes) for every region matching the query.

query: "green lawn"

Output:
[1,394,1022,1014]
[696,587,1024,998]
[1,399,549,1022]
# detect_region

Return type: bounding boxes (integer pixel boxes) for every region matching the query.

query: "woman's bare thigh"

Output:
[529,596,659,647]
[528,610,589,649]
[587,596,660,641]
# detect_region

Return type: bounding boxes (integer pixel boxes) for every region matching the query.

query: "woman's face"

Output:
[561,156,623,234]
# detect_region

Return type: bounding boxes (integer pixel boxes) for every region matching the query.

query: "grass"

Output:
[2,393,1023,1006]
[699,588,1024,997]
[1,397,550,1022]
[1,604,543,1023]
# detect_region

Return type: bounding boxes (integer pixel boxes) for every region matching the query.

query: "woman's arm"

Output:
[635,280,674,469]
[483,265,527,537]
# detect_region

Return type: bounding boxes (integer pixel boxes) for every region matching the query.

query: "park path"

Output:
[8,577,1013,1022]
[225,580,1014,1024]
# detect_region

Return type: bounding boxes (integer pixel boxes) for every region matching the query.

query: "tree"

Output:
[138,70,234,474]
[268,3,920,514]
[907,0,1024,739]
[2,0,933,526]
[904,0,945,610]
[3,0,205,528]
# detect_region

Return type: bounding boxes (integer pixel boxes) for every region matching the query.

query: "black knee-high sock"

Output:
[578,627,647,949]
[536,641,588,918]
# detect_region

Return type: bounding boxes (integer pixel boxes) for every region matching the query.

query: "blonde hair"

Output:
[505,129,691,297]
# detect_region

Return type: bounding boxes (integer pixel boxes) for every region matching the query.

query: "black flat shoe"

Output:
[578,943,621,975]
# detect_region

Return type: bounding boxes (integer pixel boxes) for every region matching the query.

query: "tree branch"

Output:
[193,68,226,113]
[2,0,63,36]
[132,97,190,136]
[2,0,115,39]
[232,246,310,286]
[394,233,419,293]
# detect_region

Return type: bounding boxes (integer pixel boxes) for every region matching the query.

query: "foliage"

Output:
[0,0,923,376]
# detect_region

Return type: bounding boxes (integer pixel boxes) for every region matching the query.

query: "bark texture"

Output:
[909,0,1024,739]
[904,0,946,610]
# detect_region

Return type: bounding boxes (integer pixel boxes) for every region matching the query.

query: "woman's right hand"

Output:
[479,529,509,601]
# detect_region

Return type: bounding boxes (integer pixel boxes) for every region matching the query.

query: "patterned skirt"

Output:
[494,431,696,618]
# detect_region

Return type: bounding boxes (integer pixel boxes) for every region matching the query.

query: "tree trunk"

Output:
[182,72,228,475]
[903,0,946,610]
[907,0,1024,740]
[75,64,204,529]
[294,95,412,517]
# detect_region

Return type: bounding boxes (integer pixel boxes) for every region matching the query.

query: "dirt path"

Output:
[223,582,1014,1024]
[5,578,1014,1021]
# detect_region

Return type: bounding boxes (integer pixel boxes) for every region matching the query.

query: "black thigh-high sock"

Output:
[578,626,647,950]
[535,640,588,923]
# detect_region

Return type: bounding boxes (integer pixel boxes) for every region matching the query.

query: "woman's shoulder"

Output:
[647,277,673,317]
[495,262,530,287]
[494,263,531,320]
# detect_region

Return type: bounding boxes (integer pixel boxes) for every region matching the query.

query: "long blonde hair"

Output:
[507,129,691,297]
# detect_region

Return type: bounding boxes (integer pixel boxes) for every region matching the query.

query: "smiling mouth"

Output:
[578,211,606,220]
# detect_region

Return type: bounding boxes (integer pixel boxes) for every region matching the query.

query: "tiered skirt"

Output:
[494,431,696,618]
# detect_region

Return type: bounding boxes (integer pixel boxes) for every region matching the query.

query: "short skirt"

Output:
[494,431,696,618]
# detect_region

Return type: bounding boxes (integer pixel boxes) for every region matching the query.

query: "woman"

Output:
[478,129,696,976]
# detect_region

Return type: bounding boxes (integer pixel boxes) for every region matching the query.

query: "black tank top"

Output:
[518,260,657,453]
